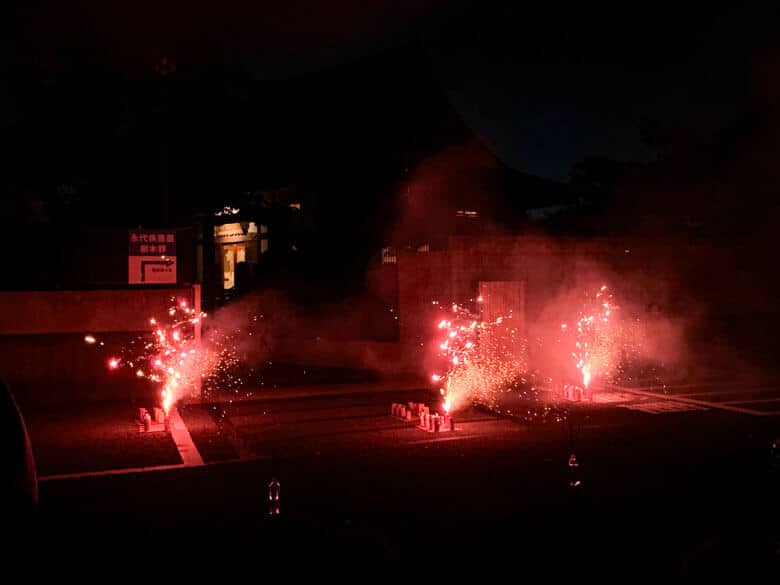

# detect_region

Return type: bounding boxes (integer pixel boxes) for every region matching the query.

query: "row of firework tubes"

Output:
[557,383,594,402]
[390,402,456,432]
[137,406,169,432]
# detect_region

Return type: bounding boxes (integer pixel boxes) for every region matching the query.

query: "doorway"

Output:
[222,243,246,290]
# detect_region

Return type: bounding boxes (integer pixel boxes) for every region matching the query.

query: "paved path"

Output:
[600,379,780,416]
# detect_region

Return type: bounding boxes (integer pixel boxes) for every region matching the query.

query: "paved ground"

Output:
[25,376,780,575]
[598,376,780,416]
[25,403,182,476]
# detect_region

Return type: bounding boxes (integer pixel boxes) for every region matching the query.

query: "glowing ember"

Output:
[420,283,642,420]
[582,364,591,389]
[561,285,619,389]
[101,296,210,414]
[429,299,524,414]
[161,387,172,414]
[84,335,96,344]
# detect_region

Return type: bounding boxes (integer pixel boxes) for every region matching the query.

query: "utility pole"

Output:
[154,56,176,226]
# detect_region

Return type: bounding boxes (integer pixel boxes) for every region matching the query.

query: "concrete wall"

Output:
[394,234,780,377]
[0,287,194,407]
[0,227,196,291]
[396,236,683,339]
[0,333,152,407]
[0,288,193,335]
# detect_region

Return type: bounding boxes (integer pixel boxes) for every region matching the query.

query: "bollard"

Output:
[449,418,455,431]
[433,414,441,432]
[268,477,281,516]
[568,453,582,489]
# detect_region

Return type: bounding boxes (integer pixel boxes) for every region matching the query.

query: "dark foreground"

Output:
[17,382,780,576]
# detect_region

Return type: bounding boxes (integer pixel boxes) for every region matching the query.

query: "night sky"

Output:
[7,2,773,179]
[431,5,771,179]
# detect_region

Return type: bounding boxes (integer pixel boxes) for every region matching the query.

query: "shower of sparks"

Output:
[430,298,527,414]
[418,283,673,420]
[560,284,620,389]
[425,286,641,419]
[85,297,209,414]
[198,326,246,399]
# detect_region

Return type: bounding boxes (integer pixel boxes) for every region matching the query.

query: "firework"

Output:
[429,298,526,414]
[86,296,209,414]
[560,284,619,389]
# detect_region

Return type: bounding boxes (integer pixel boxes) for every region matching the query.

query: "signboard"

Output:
[128,229,177,284]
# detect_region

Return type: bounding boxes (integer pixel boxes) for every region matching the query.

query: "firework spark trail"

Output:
[430,298,527,414]
[198,323,247,399]
[425,284,662,420]
[429,285,625,417]
[86,297,209,414]
[560,284,620,389]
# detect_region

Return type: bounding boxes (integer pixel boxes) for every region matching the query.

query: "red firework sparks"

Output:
[429,298,522,414]
[88,297,208,414]
[560,284,618,389]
